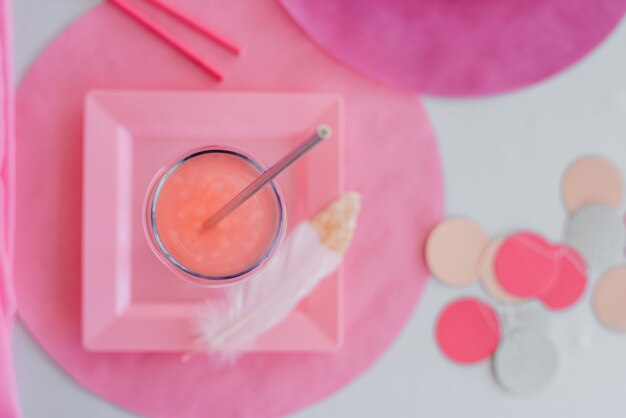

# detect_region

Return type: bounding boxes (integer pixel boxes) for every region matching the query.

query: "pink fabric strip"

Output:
[0,0,19,416]
[0,310,19,418]
[0,0,15,318]
[3,0,15,265]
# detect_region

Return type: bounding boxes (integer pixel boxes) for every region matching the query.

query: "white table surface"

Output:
[12,1,626,417]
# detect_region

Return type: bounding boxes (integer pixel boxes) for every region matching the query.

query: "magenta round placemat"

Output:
[14,0,443,417]
[280,0,626,96]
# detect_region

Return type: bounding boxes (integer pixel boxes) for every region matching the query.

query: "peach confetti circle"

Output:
[436,297,501,364]
[562,156,623,213]
[593,266,626,332]
[426,218,489,286]
[478,238,522,303]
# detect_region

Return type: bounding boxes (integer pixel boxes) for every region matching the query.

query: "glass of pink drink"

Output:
[144,147,286,286]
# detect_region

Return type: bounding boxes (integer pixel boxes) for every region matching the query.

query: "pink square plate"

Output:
[82,91,344,352]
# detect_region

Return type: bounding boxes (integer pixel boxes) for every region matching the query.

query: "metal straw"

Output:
[203,125,332,229]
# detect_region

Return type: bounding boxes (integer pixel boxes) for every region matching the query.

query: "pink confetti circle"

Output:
[436,297,501,364]
[539,246,588,310]
[495,232,559,298]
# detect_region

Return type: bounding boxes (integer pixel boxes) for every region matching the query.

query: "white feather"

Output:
[194,222,341,360]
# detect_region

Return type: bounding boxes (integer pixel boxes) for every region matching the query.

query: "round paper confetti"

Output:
[539,247,587,310]
[426,218,489,286]
[436,297,500,364]
[479,238,522,303]
[564,204,626,274]
[593,266,626,332]
[493,328,557,395]
[495,232,559,298]
[562,156,623,213]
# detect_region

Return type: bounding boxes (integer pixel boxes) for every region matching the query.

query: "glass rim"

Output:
[147,147,286,283]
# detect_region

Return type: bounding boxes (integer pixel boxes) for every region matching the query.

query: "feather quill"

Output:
[193,192,361,360]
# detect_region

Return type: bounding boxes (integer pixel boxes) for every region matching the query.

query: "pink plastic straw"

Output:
[143,0,240,54]
[108,0,224,81]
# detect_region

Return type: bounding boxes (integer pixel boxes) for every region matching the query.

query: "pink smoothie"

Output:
[152,151,282,278]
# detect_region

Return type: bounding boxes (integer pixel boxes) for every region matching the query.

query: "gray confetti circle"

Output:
[493,328,557,395]
[564,204,625,274]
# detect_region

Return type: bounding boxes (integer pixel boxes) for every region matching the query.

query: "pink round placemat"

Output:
[279,0,626,96]
[14,1,442,417]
